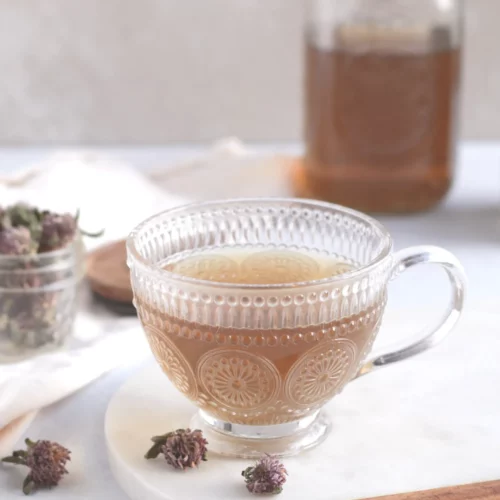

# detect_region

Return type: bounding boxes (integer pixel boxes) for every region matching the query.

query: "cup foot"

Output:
[190,410,331,458]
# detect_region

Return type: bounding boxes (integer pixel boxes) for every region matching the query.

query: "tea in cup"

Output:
[127,199,465,457]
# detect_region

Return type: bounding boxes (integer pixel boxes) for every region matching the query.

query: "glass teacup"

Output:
[127,199,465,457]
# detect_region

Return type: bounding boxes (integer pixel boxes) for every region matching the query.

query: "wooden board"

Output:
[0,412,37,457]
[365,480,500,499]
[86,239,133,305]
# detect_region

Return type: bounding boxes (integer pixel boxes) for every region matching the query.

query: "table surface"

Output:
[1,142,499,499]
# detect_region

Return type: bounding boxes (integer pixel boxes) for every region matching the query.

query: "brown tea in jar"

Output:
[295,25,462,213]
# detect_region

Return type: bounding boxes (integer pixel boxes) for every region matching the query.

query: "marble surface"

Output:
[105,307,500,500]
[0,142,499,499]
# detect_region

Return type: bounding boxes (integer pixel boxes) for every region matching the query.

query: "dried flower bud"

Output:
[242,455,288,495]
[0,226,36,255]
[6,203,43,242]
[145,428,208,470]
[38,213,77,253]
[0,206,10,230]
[1,204,103,255]
[7,203,36,225]
[2,438,71,495]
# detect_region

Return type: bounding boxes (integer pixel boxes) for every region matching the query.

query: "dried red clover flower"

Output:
[0,226,36,255]
[0,204,104,256]
[5,203,44,242]
[0,206,10,230]
[145,428,208,470]
[38,212,78,253]
[242,454,288,495]
[2,438,71,495]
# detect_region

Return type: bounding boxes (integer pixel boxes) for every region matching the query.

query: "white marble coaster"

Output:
[105,310,500,500]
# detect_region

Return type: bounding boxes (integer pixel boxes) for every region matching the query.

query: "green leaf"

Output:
[22,475,35,496]
[1,456,27,466]
[12,450,28,458]
[25,438,37,448]
[150,433,172,444]
[144,442,164,460]
[79,228,105,238]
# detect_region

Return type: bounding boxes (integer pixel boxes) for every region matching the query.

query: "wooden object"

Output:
[365,481,500,499]
[0,412,37,457]
[86,239,133,305]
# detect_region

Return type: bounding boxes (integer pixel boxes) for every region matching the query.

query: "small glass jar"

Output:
[294,0,463,213]
[0,238,84,362]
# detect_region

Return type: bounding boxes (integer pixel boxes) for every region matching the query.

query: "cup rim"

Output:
[126,198,393,290]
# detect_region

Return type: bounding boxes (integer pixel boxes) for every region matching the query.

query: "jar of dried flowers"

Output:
[0,203,101,362]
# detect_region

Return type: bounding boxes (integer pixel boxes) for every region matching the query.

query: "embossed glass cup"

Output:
[127,198,465,457]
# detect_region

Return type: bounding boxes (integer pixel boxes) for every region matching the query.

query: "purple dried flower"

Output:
[38,210,104,253]
[145,428,208,470]
[6,203,43,242]
[0,206,10,230]
[2,438,71,495]
[7,203,39,226]
[38,213,77,253]
[0,226,36,255]
[0,204,103,254]
[242,455,287,495]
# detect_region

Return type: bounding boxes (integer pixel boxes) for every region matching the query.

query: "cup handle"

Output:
[357,246,466,378]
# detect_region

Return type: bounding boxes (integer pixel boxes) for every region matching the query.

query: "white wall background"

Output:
[0,0,497,144]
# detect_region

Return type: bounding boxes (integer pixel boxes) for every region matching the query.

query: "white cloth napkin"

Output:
[0,139,251,454]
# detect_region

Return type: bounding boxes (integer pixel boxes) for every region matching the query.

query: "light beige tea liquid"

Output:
[136,247,386,425]
[163,247,354,284]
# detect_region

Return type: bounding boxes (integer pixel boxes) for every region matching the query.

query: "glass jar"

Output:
[294,0,463,213]
[0,238,85,362]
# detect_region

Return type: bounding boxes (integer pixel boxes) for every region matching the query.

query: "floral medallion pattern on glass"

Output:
[145,325,198,400]
[285,339,358,406]
[197,349,280,411]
